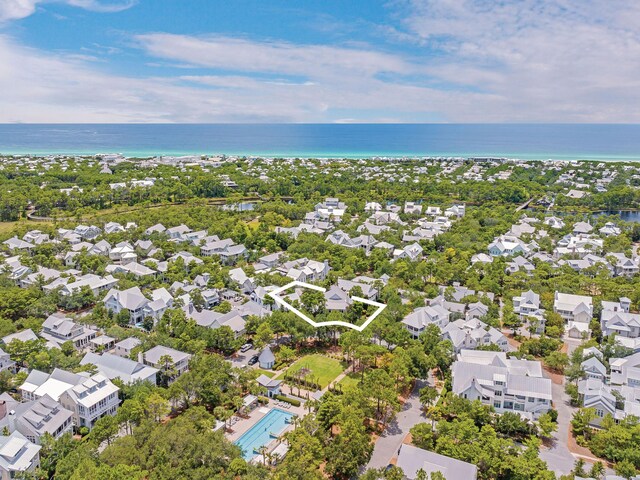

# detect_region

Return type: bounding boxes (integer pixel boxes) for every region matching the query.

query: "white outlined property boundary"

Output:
[268,281,387,332]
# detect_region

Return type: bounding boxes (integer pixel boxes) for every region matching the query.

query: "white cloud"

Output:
[135,34,411,79]
[2,1,640,122]
[391,0,640,121]
[0,0,38,21]
[0,0,136,21]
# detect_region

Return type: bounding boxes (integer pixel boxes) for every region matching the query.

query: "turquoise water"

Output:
[2,124,640,161]
[234,408,294,460]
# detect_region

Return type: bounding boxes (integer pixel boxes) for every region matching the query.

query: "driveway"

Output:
[226,347,259,368]
[539,377,577,475]
[365,378,428,470]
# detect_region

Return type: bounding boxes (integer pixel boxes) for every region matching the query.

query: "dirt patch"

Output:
[542,366,565,385]
[567,431,612,467]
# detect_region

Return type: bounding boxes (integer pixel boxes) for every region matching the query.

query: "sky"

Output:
[0,0,639,123]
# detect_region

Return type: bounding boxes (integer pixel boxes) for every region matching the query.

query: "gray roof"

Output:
[2,329,38,345]
[144,345,191,365]
[396,444,477,480]
[0,395,73,439]
[80,352,158,384]
[258,346,275,364]
[115,337,142,350]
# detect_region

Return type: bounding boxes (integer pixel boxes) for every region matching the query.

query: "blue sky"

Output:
[0,0,639,122]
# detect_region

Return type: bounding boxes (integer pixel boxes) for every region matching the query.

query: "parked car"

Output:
[248,355,259,365]
[240,343,253,353]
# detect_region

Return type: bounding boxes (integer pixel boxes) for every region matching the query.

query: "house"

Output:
[103,287,149,324]
[89,335,116,353]
[104,222,125,234]
[143,346,191,381]
[324,286,352,311]
[553,292,593,333]
[44,274,117,297]
[393,243,423,261]
[3,237,34,252]
[166,224,192,240]
[610,352,640,387]
[2,330,39,346]
[0,431,41,479]
[73,225,101,241]
[471,253,493,265]
[451,350,552,419]
[200,239,248,264]
[505,256,535,275]
[369,211,404,226]
[364,202,382,212]
[487,235,532,257]
[404,202,422,215]
[599,222,622,236]
[337,278,378,300]
[39,313,97,350]
[444,204,466,218]
[183,304,247,337]
[258,346,275,370]
[573,221,593,234]
[114,338,141,359]
[581,356,607,382]
[578,377,640,428]
[402,304,451,338]
[19,369,119,429]
[600,297,640,351]
[396,444,477,480]
[0,349,15,374]
[441,318,508,353]
[513,290,546,334]
[608,253,639,277]
[228,268,255,293]
[145,223,166,236]
[80,352,158,385]
[109,243,137,264]
[314,198,347,222]
[0,393,73,444]
[256,375,282,398]
[278,258,330,282]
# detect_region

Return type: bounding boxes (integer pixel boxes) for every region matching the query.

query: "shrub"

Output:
[275,395,301,407]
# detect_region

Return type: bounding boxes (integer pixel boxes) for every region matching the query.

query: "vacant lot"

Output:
[278,354,346,388]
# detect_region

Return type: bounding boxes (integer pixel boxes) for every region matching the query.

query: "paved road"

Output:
[539,376,576,475]
[226,347,259,368]
[365,379,428,470]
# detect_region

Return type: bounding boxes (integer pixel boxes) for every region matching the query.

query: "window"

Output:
[596,409,604,418]
[495,391,502,396]
[493,401,501,408]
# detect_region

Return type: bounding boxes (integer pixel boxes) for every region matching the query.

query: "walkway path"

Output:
[365,378,428,470]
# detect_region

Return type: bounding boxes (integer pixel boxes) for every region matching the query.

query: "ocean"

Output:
[1,124,640,161]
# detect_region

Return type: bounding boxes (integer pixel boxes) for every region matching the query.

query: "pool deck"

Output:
[225,399,307,443]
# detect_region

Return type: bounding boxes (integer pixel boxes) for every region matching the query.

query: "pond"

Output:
[592,210,640,223]
[220,202,256,211]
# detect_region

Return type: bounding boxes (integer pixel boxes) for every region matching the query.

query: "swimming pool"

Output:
[234,408,295,460]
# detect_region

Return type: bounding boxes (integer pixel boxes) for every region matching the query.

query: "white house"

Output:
[553,292,593,337]
[0,431,41,479]
[103,286,149,324]
[451,350,552,419]
[20,369,120,430]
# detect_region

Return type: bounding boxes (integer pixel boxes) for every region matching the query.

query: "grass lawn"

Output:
[254,368,275,378]
[278,354,347,389]
[337,372,361,391]
[0,222,19,235]
[245,218,260,230]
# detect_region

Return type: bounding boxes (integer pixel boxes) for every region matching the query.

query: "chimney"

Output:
[138,351,144,364]
[0,401,6,420]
